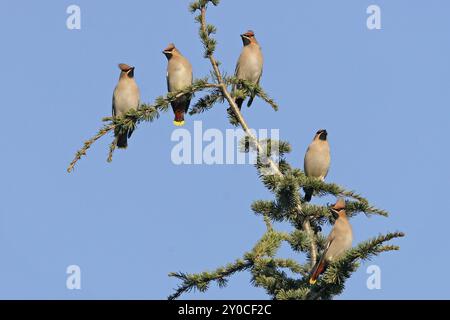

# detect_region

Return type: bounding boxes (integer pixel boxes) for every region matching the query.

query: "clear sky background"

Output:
[0,0,449,299]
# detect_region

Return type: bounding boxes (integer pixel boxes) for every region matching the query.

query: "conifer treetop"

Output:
[67,0,404,300]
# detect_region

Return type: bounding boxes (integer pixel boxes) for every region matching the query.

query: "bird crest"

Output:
[332,198,346,211]
[242,30,255,37]
[118,63,133,72]
[163,43,176,53]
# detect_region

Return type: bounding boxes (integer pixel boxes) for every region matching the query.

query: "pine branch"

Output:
[68,0,405,301]
[193,1,222,83]
[276,287,310,300]
[168,259,252,300]
[189,88,223,115]
[168,215,282,300]
[171,1,400,294]
[252,171,389,235]
[301,201,388,223]
[67,123,115,173]
[307,231,405,300]
[286,230,312,254]
[271,258,310,277]
[248,227,288,260]
[190,0,319,272]
[226,77,279,111]
[67,79,216,172]
[246,227,306,298]
[251,260,301,297]
[291,169,389,216]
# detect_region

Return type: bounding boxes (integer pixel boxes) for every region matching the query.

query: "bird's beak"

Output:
[240,34,249,39]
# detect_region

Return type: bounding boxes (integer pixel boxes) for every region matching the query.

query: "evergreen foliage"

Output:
[68,0,404,300]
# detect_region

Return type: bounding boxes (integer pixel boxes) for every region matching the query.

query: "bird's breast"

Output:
[113,81,140,116]
[237,48,263,83]
[304,144,331,179]
[168,64,192,91]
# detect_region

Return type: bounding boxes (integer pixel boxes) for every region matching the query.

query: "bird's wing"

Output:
[322,233,334,258]
[304,145,313,175]
[309,237,334,283]
[189,66,194,98]
[232,58,241,94]
[319,227,337,259]
[256,69,263,86]
[166,71,170,92]
[247,69,262,107]
[112,93,116,117]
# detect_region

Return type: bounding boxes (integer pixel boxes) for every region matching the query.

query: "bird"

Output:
[112,63,141,149]
[232,30,264,110]
[309,198,353,285]
[303,129,331,202]
[163,43,193,126]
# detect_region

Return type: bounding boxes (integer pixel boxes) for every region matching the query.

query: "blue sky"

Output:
[0,0,449,299]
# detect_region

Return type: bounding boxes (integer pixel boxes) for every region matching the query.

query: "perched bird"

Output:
[309,198,353,285]
[112,63,141,149]
[163,43,193,126]
[232,30,264,110]
[303,129,331,202]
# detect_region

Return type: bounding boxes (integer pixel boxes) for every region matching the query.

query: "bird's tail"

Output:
[226,98,244,124]
[115,127,130,149]
[309,259,327,285]
[173,109,185,127]
[235,97,244,110]
[247,95,255,107]
[116,134,128,149]
[304,187,313,202]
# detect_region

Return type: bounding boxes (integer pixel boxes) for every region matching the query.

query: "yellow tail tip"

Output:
[309,278,317,285]
[173,120,185,126]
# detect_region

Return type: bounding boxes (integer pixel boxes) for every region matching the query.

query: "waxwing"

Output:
[112,63,141,148]
[163,43,193,126]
